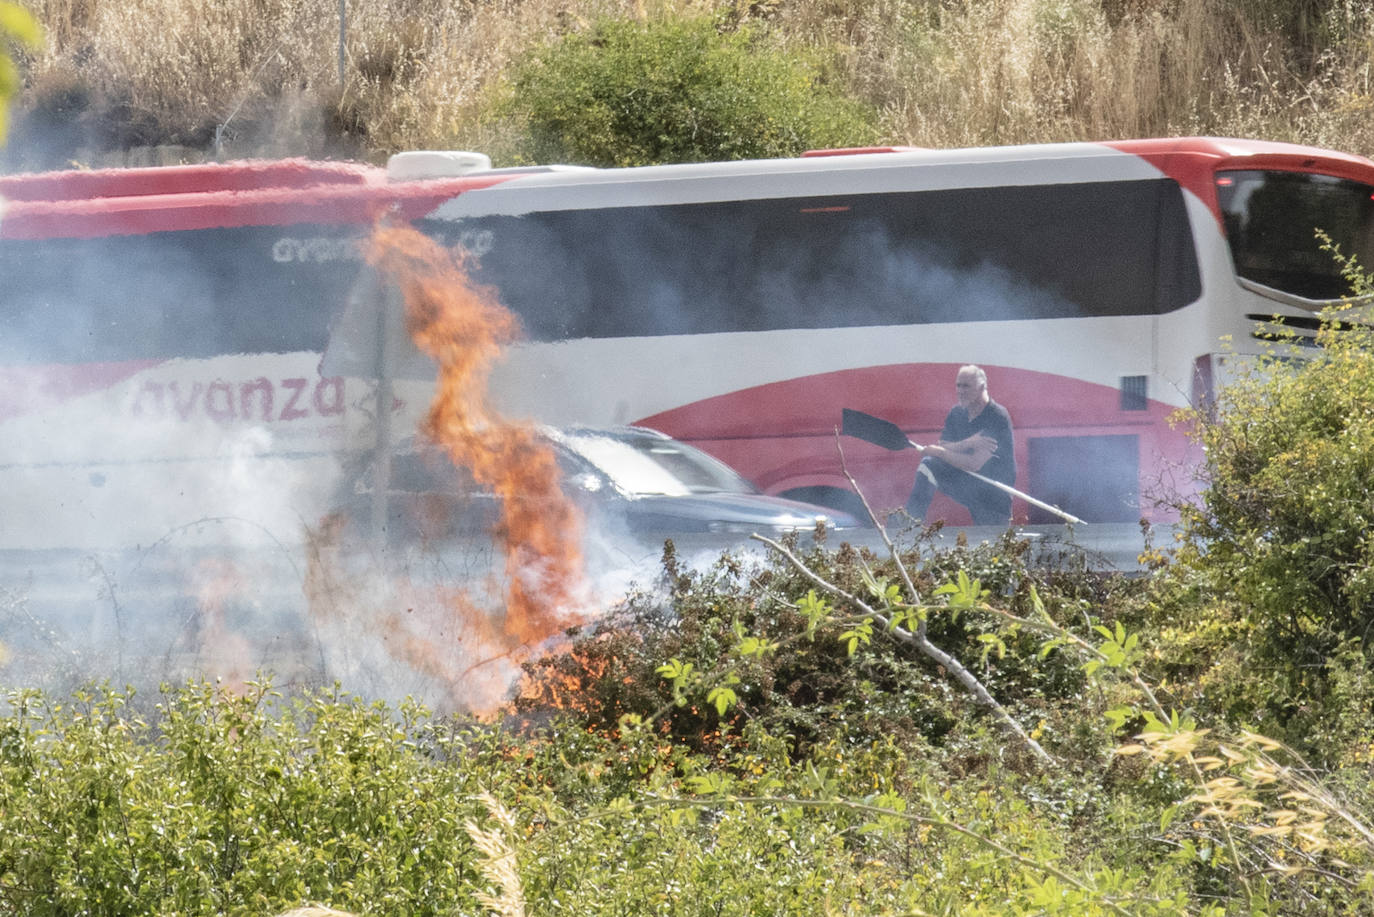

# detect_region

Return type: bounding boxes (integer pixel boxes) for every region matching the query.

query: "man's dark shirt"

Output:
[940,399,1015,484]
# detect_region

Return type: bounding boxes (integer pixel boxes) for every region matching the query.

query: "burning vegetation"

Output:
[300,224,590,714]
[366,223,588,641]
[303,223,590,713]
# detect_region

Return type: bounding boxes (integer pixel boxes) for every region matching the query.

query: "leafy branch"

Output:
[637,793,1156,917]
[750,532,1053,765]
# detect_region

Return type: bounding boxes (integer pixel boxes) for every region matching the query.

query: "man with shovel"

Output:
[905,364,1016,526]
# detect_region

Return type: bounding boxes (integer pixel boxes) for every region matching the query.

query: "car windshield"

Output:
[559,432,758,496]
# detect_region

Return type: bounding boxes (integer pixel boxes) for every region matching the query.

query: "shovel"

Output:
[841,408,1084,525]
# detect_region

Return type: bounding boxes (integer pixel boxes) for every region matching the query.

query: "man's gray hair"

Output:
[959,364,987,388]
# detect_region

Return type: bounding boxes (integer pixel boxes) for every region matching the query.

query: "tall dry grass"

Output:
[771,0,1374,154]
[11,0,1374,165]
[16,0,653,163]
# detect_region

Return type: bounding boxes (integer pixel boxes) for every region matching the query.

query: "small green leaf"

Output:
[655,658,691,681]
[706,686,737,716]
[1103,705,1134,733]
[687,772,734,795]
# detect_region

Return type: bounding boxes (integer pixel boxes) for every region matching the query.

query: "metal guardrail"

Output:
[0,521,1163,702]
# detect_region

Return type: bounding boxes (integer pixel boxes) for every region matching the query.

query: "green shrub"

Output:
[503,15,879,167]
[6,571,1373,913]
[0,678,1199,916]
[1174,318,1374,688]
[1162,245,1374,754]
[0,0,41,142]
[0,681,490,915]
[517,533,1105,763]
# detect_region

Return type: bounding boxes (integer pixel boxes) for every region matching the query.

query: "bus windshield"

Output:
[1216,169,1374,302]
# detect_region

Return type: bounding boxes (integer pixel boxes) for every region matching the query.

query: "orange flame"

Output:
[188,557,254,694]
[347,223,591,706]
[515,641,613,718]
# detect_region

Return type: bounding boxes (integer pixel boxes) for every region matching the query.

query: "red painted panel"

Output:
[1104,137,1374,227]
[0,360,162,422]
[638,363,1193,523]
[0,159,376,202]
[801,146,924,157]
[1,168,517,239]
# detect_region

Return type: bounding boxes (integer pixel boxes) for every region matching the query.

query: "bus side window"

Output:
[456,179,1201,341]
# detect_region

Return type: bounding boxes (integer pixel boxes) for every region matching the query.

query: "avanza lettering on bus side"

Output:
[130,377,346,423]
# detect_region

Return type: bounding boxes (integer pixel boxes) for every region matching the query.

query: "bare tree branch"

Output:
[752,533,1053,766]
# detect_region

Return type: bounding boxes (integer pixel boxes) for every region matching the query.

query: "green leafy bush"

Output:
[1172,318,1374,712]
[517,533,1100,763]
[0,0,41,142]
[6,541,1374,913]
[1157,245,1374,759]
[0,682,490,915]
[503,15,879,167]
[0,677,1199,916]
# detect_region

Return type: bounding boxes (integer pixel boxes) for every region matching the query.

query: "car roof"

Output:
[545,424,672,444]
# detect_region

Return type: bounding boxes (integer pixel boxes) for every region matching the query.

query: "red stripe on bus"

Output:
[0,159,376,202]
[637,363,1194,522]
[1104,137,1374,224]
[0,171,518,239]
[0,360,165,422]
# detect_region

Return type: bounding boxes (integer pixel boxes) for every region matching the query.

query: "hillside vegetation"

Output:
[8,0,1374,169]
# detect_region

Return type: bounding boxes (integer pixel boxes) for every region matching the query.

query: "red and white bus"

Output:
[0,158,496,550]
[3,138,1372,550]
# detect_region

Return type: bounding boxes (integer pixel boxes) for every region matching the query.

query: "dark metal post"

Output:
[370,285,397,551]
[338,0,347,87]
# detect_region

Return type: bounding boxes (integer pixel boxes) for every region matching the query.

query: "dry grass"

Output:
[10,0,1374,165]
[771,0,1374,153]
[16,0,648,162]
[465,791,526,917]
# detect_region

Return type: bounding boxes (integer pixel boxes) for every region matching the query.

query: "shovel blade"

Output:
[841,409,915,452]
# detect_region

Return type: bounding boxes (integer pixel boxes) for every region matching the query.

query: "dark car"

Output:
[335,425,859,555]
[552,425,860,534]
